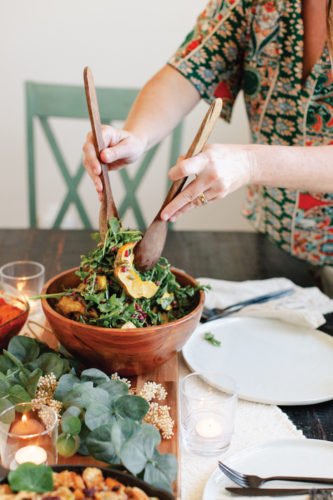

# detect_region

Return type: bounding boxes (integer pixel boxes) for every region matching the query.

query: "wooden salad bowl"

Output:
[41,267,204,375]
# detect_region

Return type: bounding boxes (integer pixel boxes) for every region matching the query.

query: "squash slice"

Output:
[114,242,159,299]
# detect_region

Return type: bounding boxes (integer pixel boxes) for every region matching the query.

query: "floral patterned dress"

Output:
[168,0,333,266]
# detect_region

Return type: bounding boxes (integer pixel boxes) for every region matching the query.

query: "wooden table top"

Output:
[1,228,332,441]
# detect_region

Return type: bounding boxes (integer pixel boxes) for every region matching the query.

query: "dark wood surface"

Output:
[1,228,332,441]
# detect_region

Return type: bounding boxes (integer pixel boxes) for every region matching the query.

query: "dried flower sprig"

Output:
[138,381,174,440]
[111,372,132,389]
[31,373,62,429]
[144,402,174,440]
[139,381,167,402]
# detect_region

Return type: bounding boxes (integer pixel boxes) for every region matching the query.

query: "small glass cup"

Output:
[180,372,237,456]
[0,261,45,317]
[0,402,58,469]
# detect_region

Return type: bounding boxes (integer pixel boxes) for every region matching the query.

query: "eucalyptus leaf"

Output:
[62,406,81,419]
[85,403,114,431]
[29,353,69,379]
[8,463,54,493]
[77,422,90,456]
[8,336,40,363]
[8,384,31,404]
[111,417,138,455]
[64,383,110,409]
[0,378,10,398]
[54,373,80,400]
[120,424,161,474]
[61,415,81,435]
[25,368,43,397]
[0,397,15,423]
[86,425,120,464]
[98,379,129,401]
[0,354,14,373]
[116,395,149,421]
[3,350,23,368]
[80,368,109,385]
[56,433,80,457]
[144,449,177,493]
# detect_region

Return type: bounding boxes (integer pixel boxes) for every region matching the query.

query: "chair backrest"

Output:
[26,81,183,230]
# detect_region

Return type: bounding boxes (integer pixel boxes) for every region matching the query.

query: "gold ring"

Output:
[198,192,208,205]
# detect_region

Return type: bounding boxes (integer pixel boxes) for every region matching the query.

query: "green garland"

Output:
[0,336,177,493]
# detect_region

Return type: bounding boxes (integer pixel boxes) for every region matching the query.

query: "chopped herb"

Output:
[203,332,221,347]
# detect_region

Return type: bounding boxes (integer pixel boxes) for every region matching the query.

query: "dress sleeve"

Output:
[168,0,247,122]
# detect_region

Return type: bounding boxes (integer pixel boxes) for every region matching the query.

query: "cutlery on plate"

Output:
[83,67,120,238]
[201,288,294,322]
[218,461,333,488]
[133,98,223,271]
[226,487,333,496]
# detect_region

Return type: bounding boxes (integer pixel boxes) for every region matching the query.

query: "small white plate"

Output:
[203,438,333,499]
[182,316,333,405]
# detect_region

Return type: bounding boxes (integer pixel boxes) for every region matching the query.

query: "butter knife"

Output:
[226,487,333,496]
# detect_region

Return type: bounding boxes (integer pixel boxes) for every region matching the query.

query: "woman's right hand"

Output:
[82,125,146,200]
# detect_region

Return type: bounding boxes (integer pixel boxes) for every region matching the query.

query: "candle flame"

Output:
[17,281,26,292]
[21,414,28,423]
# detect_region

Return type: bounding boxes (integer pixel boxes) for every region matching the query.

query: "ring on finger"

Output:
[197,192,208,205]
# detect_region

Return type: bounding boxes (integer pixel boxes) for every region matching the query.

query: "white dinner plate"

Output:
[203,438,333,499]
[182,316,333,405]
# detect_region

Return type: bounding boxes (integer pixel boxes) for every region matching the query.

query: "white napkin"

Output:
[198,277,333,329]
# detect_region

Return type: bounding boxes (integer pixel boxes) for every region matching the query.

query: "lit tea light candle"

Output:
[16,280,38,315]
[15,445,47,465]
[11,413,45,436]
[195,416,223,438]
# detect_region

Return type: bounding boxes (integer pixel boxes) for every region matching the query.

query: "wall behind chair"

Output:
[0,0,253,231]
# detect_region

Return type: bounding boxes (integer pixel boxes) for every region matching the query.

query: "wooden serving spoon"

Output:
[134,98,223,271]
[83,67,119,238]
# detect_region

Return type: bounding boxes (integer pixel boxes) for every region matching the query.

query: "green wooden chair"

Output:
[26,81,183,230]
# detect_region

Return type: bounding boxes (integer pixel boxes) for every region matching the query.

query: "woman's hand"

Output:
[160,144,255,221]
[82,125,146,201]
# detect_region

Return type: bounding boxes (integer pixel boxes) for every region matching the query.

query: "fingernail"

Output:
[161,213,169,221]
[103,152,111,162]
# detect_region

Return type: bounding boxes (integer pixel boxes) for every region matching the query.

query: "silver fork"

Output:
[201,288,294,322]
[218,461,333,488]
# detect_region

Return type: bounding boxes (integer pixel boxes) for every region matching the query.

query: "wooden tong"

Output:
[133,98,223,270]
[83,67,119,237]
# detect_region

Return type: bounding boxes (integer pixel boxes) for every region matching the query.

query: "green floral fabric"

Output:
[169,0,333,266]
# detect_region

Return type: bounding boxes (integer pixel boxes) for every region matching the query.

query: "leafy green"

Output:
[7,336,40,363]
[0,337,74,412]
[49,217,202,328]
[120,424,161,474]
[8,463,53,493]
[116,395,149,421]
[144,449,178,493]
[86,425,120,463]
[61,415,81,435]
[56,433,80,457]
[203,331,221,347]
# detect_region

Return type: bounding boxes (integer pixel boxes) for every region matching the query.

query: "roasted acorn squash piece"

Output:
[114,242,158,299]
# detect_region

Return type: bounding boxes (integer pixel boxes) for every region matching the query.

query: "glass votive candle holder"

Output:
[0,402,58,469]
[180,372,237,456]
[0,261,45,317]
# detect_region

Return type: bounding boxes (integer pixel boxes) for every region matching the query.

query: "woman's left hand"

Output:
[160,144,255,222]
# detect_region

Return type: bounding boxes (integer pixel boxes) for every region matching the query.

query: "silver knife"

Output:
[226,487,333,496]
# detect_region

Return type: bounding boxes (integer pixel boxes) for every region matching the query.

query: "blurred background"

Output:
[1,0,253,231]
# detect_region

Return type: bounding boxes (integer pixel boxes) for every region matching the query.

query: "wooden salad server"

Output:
[83,67,119,238]
[134,97,223,271]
